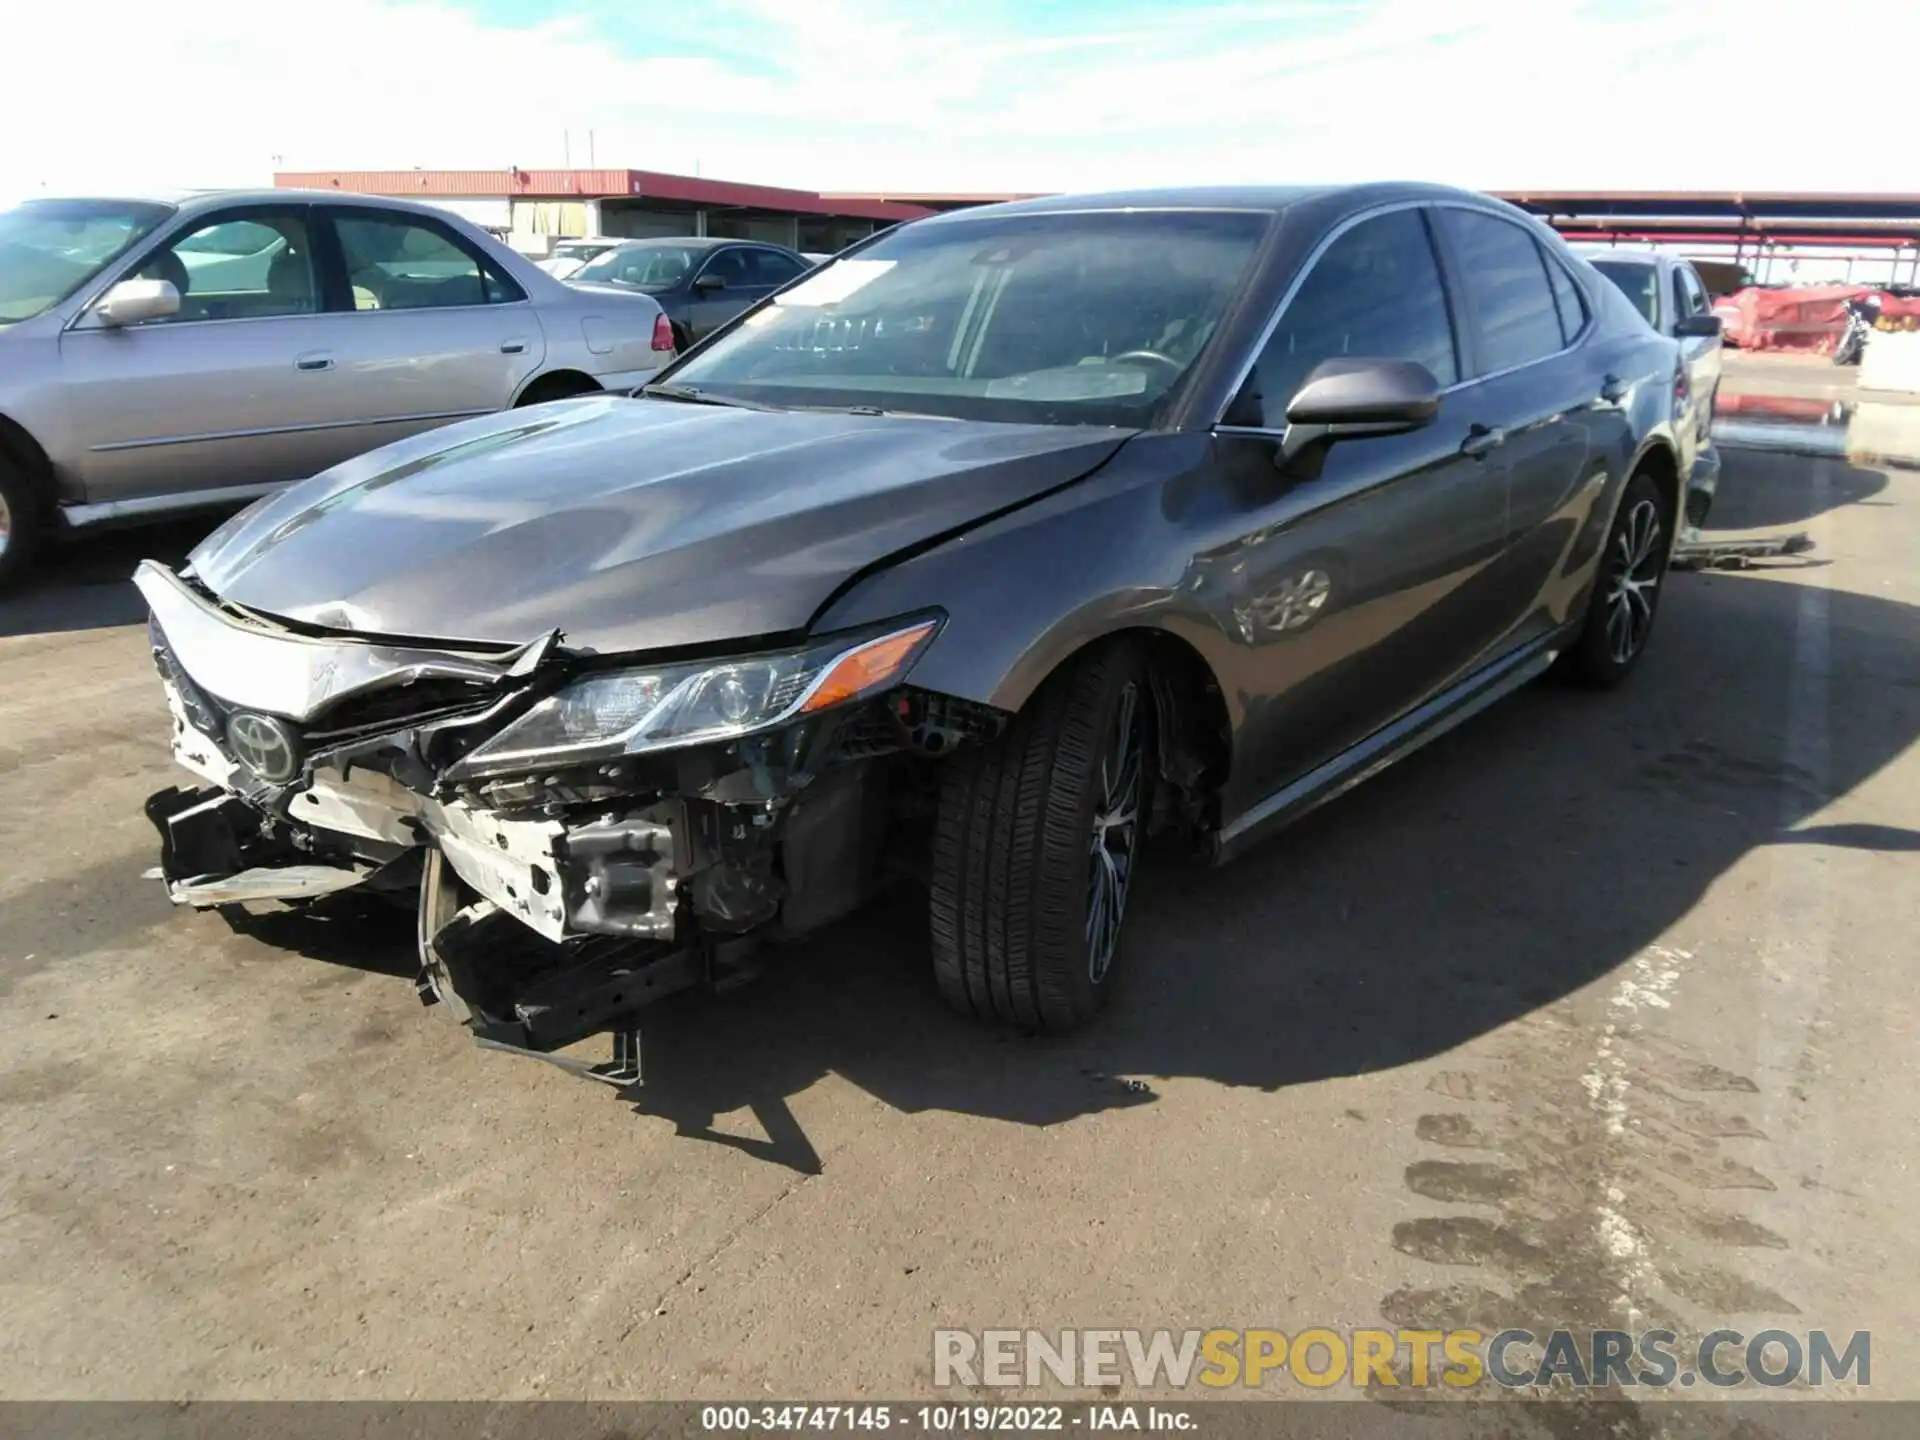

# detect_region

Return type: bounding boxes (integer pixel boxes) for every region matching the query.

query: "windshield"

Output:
[1589,258,1661,326]
[574,243,702,291]
[0,198,173,324]
[660,210,1270,425]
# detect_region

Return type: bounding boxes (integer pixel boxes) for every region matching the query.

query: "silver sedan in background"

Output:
[0,190,676,584]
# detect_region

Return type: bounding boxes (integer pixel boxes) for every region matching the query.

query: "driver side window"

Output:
[132,208,318,323]
[1245,209,1459,428]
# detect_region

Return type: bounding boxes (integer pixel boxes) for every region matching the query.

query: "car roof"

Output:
[605,236,760,250]
[911,181,1494,226]
[1573,247,1668,267]
[18,188,495,216]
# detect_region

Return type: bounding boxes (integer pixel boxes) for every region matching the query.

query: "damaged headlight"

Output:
[455,618,940,774]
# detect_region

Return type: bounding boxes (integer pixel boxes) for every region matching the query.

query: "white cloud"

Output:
[4,0,1916,206]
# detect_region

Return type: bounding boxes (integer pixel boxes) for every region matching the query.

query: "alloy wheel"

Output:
[1603,498,1663,665]
[0,490,11,559]
[1086,680,1143,984]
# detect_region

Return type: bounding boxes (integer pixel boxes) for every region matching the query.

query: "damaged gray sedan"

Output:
[142,184,1699,1081]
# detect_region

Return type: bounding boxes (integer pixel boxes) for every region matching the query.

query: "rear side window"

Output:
[1541,246,1589,344]
[1248,208,1459,426]
[1436,209,1567,374]
[331,211,524,311]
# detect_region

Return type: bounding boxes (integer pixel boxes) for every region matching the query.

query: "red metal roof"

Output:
[820,191,1046,211]
[274,169,932,222]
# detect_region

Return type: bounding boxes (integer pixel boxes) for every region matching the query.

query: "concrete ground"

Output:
[1,446,1915,1404]
[1722,348,1920,406]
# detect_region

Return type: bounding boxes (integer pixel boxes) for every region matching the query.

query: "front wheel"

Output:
[0,457,45,591]
[929,643,1149,1032]
[1559,470,1671,687]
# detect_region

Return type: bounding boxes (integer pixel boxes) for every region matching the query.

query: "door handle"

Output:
[1460,423,1506,458]
[500,340,528,354]
[1599,374,1629,404]
[294,352,334,372]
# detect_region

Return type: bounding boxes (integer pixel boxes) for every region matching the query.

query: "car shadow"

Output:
[1704,442,1889,529]
[0,515,221,639]
[611,481,1915,1169]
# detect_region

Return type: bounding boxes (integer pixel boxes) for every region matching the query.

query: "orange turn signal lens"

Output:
[800,621,939,714]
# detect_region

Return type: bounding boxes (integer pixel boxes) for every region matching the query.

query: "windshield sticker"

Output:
[774,259,896,308]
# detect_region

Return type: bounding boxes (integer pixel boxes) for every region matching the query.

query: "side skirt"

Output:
[1211,633,1563,865]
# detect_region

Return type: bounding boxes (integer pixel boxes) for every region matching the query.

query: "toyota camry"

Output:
[138,183,1699,1081]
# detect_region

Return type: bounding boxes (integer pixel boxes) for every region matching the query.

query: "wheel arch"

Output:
[985,622,1234,833]
[512,369,602,407]
[1625,435,1683,550]
[0,410,59,515]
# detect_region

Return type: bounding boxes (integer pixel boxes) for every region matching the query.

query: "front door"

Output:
[59,204,337,505]
[686,246,776,342]
[1204,206,1514,812]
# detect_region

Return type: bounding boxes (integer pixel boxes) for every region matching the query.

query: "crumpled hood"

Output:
[189,395,1131,654]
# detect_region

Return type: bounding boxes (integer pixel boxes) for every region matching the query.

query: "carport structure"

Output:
[274,168,932,254]
[1498,189,1920,288]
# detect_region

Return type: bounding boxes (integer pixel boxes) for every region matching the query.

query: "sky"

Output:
[4,0,1915,206]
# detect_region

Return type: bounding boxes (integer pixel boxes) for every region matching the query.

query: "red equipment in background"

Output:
[1715,285,1920,353]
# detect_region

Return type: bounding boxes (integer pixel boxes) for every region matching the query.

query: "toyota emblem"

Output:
[226,712,300,783]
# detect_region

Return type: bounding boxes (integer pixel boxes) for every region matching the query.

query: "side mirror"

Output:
[1279,358,1441,467]
[693,273,727,293]
[1675,313,1723,339]
[94,277,181,327]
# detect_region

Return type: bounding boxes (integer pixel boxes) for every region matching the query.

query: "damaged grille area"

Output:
[304,679,504,744]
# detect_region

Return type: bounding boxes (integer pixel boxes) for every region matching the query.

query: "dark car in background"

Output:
[140,183,1701,1078]
[566,236,812,348]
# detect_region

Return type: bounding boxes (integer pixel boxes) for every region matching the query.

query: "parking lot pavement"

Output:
[1,450,1915,1401]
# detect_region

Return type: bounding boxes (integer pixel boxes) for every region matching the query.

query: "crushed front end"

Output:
[137,560,997,1079]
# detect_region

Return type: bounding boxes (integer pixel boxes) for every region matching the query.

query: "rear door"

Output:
[306,205,544,451]
[1430,206,1612,649]
[58,203,337,504]
[1208,204,1513,800]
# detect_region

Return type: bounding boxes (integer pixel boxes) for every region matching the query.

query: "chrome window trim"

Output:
[1214,198,1597,427]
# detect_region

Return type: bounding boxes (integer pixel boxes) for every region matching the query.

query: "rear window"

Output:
[1590,259,1661,327]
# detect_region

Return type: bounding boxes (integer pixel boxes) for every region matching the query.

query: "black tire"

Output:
[0,455,46,591]
[930,642,1149,1033]
[1560,470,1672,687]
[515,372,601,407]
[670,321,692,352]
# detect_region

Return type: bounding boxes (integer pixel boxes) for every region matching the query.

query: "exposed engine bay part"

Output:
[140,553,1024,1084]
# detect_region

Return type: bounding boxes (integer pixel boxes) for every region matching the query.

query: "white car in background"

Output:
[539,238,623,280]
[1575,246,1726,528]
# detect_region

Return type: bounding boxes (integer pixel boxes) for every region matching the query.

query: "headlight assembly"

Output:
[454,617,940,775]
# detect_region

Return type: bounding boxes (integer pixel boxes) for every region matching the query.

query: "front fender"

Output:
[814,432,1236,716]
